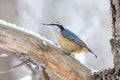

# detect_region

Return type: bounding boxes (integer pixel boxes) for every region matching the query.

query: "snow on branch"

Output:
[0,19,91,80]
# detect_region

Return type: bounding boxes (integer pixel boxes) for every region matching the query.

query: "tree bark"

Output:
[0,20,91,80]
[90,0,120,79]
[110,0,120,76]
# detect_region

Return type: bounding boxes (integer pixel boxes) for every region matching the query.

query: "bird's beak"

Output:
[42,23,53,26]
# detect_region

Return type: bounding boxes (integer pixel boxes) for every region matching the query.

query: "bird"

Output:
[42,22,97,58]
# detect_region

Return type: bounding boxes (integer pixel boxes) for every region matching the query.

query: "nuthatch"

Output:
[42,22,97,58]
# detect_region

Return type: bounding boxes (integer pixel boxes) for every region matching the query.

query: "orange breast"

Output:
[57,33,88,53]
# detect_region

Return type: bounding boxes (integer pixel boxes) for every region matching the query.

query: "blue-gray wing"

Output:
[61,29,88,48]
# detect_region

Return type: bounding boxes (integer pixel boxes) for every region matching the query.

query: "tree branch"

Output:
[0,20,91,80]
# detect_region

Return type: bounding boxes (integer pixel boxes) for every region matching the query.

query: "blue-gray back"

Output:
[61,28,88,48]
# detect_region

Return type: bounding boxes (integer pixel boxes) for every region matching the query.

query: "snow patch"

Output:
[0,53,8,58]
[0,19,55,46]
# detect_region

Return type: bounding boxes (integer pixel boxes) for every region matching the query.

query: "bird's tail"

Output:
[88,48,97,58]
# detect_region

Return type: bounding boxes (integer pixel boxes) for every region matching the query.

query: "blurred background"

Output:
[0,0,113,80]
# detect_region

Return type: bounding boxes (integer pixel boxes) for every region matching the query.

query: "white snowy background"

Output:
[0,0,113,80]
